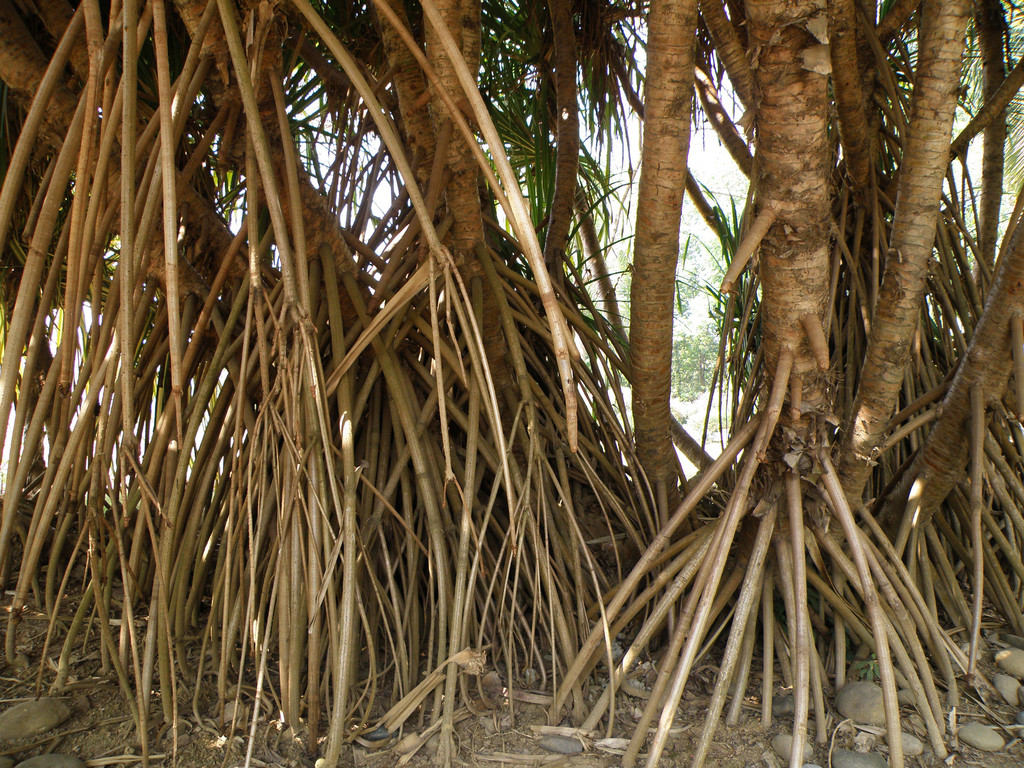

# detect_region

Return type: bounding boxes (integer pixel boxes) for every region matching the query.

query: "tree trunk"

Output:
[35,0,88,83]
[694,63,752,176]
[828,0,871,192]
[374,0,436,189]
[0,0,78,116]
[747,0,831,428]
[839,0,969,500]
[423,0,516,426]
[542,0,579,278]
[883,202,1024,524]
[699,0,754,112]
[950,55,1024,160]
[976,0,1006,270]
[629,0,698,501]
[427,0,483,257]
[877,0,921,44]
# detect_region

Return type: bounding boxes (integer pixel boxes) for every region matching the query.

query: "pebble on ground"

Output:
[0,699,71,742]
[537,735,583,754]
[958,721,1005,752]
[995,647,1024,677]
[13,756,87,768]
[831,748,889,768]
[835,681,886,725]
[770,733,813,763]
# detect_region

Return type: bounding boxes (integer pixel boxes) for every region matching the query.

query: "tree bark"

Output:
[975,0,1006,269]
[0,0,78,119]
[35,0,88,83]
[699,0,754,112]
[839,0,969,501]
[949,56,1024,160]
[0,0,239,286]
[420,0,516,416]
[877,0,920,44]
[746,0,831,429]
[374,0,436,190]
[828,0,871,192]
[426,0,483,257]
[629,0,698,495]
[883,202,1024,525]
[171,0,344,282]
[543,0,580,276]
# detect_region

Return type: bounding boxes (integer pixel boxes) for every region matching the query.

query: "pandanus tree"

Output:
[1,2,1024,768]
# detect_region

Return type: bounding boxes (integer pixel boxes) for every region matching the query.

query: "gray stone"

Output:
[896,689,914,706]
[770,733,813,763]
[995,648,1024,678]
[1002,634,1024,651]
[899,731,924,757]
[958,722,1005,751]
[831,749,888,768]
[0,699,71,741]
[1017,711,1024,725]
[537,735,583,754]
[993,673,1022,706]
[835,682,886,725]
[772,694,795,716]
[14,757,87,768]
[360,725,391,742]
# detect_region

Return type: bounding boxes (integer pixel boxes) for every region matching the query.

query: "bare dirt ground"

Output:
[2,597,1022,768]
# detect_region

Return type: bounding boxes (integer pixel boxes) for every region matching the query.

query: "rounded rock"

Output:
[1002,634,1024,651]
[1017,710,1024,726]
[770,733,813,763]
[0,757,13,768]
[537,735,583,754]
[831,753,888,768]
[0,699,71,741]
[835,681,886,725]
[958,722,1005,751]
[360,725,391,742]
[831,749,888,768]
[14,757,87,768]
[992,673,1022,706]
[995,648,1024,678]
[772,694,795,717]
[899,731,924,757]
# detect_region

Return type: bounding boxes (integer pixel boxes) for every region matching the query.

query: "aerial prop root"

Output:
[587,469,957,768]
[618,350,793,768]
[563,438,969,766]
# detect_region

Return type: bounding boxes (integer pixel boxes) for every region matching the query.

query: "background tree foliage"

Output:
[1,1,1024,768]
